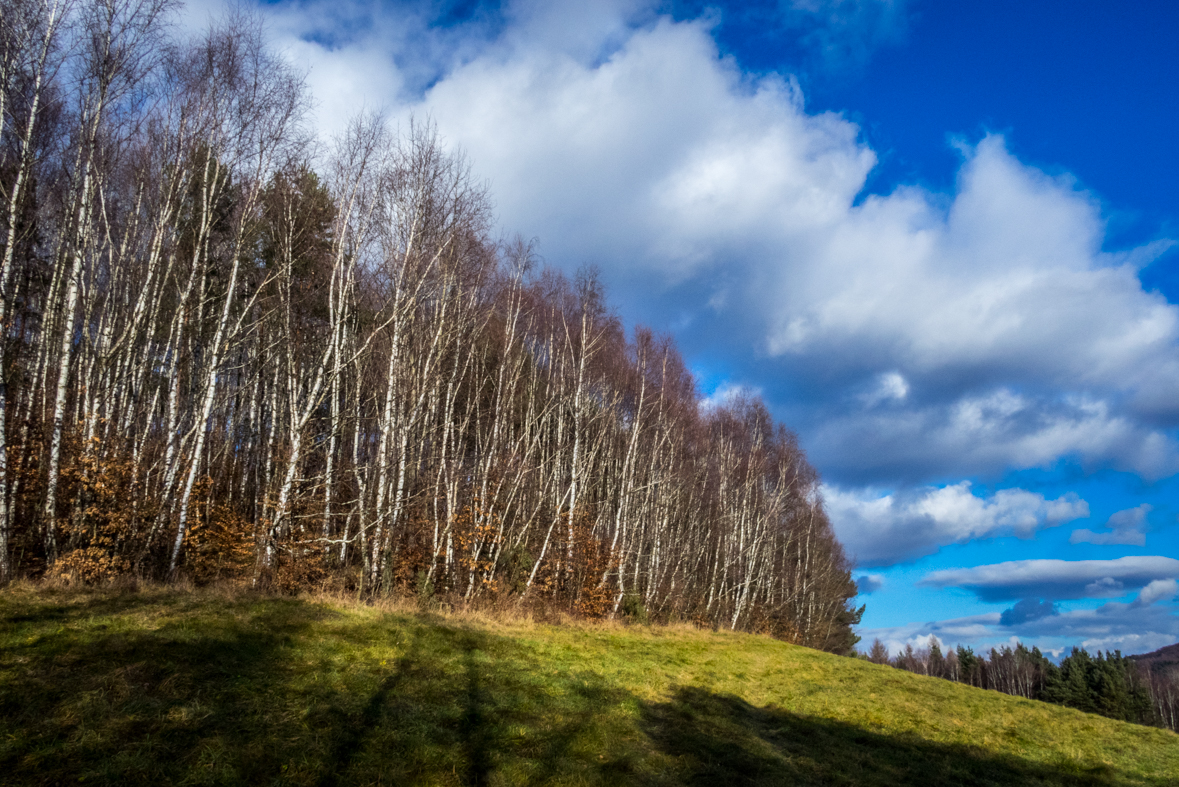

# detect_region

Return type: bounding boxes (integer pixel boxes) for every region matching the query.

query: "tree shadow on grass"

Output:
[311,622,641,786]
[0,593,640,786]
[0,587,203,625]
[640,686,1141,787]
[0,593,331,785]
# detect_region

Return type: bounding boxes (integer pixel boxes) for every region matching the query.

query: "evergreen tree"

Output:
[928,636,945,679]
[956,645,981,687]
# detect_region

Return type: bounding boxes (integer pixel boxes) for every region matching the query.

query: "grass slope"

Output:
[1,587,1175,786]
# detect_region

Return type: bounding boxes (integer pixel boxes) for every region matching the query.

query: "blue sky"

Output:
[187,0,1179,656]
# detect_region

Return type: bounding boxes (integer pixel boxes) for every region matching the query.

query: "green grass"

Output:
[1,587,1175,785]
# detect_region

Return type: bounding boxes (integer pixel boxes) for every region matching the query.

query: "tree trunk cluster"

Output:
[0,0,862,652]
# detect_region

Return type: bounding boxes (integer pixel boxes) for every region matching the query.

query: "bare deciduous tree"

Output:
[0,0,863,654]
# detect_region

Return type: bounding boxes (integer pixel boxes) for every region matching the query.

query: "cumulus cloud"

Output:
[700,382,764,411]
[419,13,879,286]
[859,371,909,407]
[1134,578,1179,608]
[824,481,1088,566]
[764,138,1179,382]
[856,574,884,594]
[806,389,1179,484]
[999,598,1058,626]
[1071,503,1151,546]
[921,556,1179,602]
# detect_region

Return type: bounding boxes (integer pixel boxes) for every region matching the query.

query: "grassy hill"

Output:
[1,586,1175,786]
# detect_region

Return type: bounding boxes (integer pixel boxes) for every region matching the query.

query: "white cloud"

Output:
[1071,503,1151,546]
[774,135,1179,479]
[824,481,1088,566]
[700,382,763,411]
[1085,577,1124,596]
[807,388,1179,483]
[418,14,879,288]
[1078,632,1177,655]
[921,556,1179,602]
[860,371,908,407]
[855,573,885,594]
[765,138,1179,383]
[1134,578,1179,608]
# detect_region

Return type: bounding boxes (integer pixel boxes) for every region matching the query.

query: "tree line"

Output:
[865,636,1178,730]
[0,0,863,652]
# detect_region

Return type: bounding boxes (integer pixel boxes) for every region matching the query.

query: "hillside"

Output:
[1,587,1175,786]
[1132,643,1179,671]
[4,586,1174,782]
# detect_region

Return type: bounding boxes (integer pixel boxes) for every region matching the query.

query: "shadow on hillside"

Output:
[0,593,1162,786]
[0,593,637,786]
[640,686,1129,787]
[310,622,639,787]
[0,593,330,784]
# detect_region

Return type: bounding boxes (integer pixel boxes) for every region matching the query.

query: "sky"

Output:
[184,0,1179,658]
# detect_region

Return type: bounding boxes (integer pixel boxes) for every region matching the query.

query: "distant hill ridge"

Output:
[1130,642,1179,669]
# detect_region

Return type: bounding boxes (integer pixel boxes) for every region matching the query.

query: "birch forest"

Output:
[0,0,862,652]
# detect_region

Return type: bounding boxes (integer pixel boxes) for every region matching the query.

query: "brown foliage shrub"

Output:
[49,547,132,585]
[186,501,255,583]
[47,436,154,584]
[270,547,329,595]
[452,497,503,597]
[537,507,617,619]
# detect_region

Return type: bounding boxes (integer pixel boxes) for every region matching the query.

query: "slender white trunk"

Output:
[0,0,63,578]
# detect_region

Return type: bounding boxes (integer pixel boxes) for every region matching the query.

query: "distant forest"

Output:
[866,636,1179,732]
[0,0,862,651]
